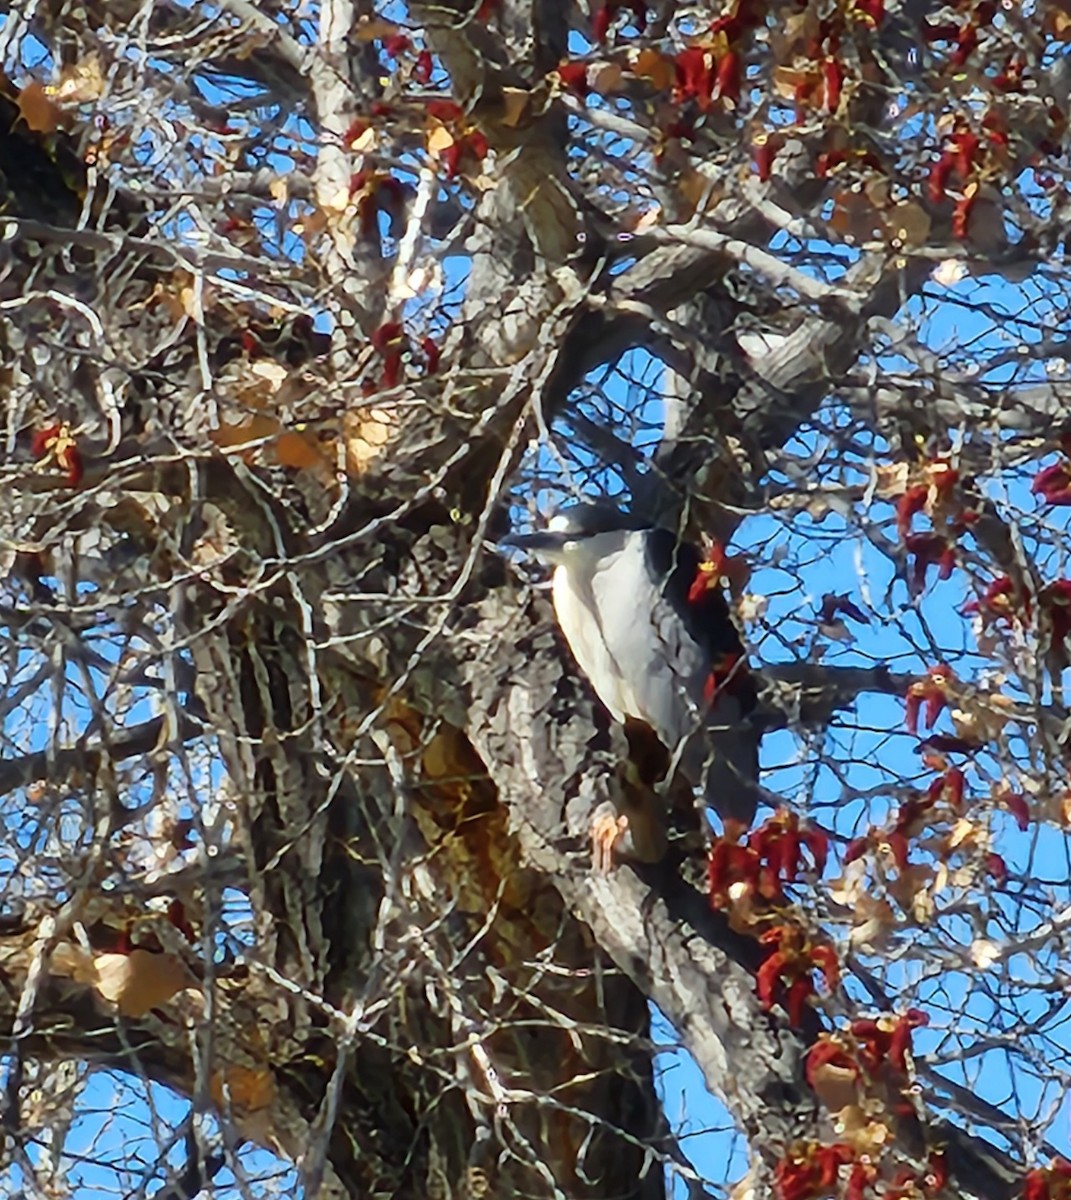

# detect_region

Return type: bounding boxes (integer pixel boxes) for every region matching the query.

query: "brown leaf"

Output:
[93,949,193,1017]
[210,414,281,457]
[874,461,910,497]
[885,201,931,248]
[274,430,328,471]
[210,1064,276,1113]
[352,16,401,40]
[829,189,884,242]
[499,86,531,128]
[810,1061,861,1112]
[588,61,625,94]
[631,48,675,91]
[17,82,64,134]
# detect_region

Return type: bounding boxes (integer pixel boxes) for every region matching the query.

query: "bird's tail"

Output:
[679,707,760,829]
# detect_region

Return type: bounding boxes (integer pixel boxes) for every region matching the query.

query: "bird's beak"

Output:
[498,531,571,561]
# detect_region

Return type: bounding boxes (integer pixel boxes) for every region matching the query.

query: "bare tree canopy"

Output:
[1,2,1071,1198]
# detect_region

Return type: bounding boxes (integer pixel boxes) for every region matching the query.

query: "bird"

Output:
[502,501,760,867]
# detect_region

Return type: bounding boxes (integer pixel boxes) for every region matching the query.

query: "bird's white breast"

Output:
[552,559,637,723]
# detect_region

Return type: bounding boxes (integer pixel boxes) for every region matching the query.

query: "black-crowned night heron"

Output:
[503,502,760,867]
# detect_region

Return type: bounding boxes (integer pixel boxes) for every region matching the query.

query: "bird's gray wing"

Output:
[587,531,710,747]
[589,531,759,826]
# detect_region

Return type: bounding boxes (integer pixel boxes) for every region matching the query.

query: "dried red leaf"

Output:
[383,33,411,58]
[1032,460,1071,506]
[414,50,434,84]
[31,423,63,460]
[804,1038,860,1089]
[999,790,1031,831]
[905,531,955,589]
[442,141,463,179]
[952,191,974,240]
[371,321,405,353]
[844,836,869,864]
[674,47,715,111]
[752,134,778,180]
[906,666,954,735]
[923,22,960,42]
[1042,580,1071,646]
[896,483,929,535]
[381,349,404,389]
[342,118,369,148]
[714,50,742,105]
[928,152,955,204]
[884,830,911,869]
[986,852,1008,883]
[556,60,590,97]
[775,1144,856,1200]
[853,0,884,25]
[786,976,812,1028]
[951,22,978,66]
[821,58,844,111]
[420,336,441,373]
[426,99,464,123]
[466,129,489,161]
[887,1008,928,1071]
[818,593,868,624]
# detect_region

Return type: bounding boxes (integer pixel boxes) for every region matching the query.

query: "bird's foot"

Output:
[591,806,631,874]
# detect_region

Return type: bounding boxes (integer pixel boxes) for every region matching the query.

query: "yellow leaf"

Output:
[946,817,977,849]
[427,125,455,155]
[210,414,281,454]
[350,125,378,154]
[833,1105,893,1155]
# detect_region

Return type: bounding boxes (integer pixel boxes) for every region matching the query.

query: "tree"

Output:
[1,1,1070,1197]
